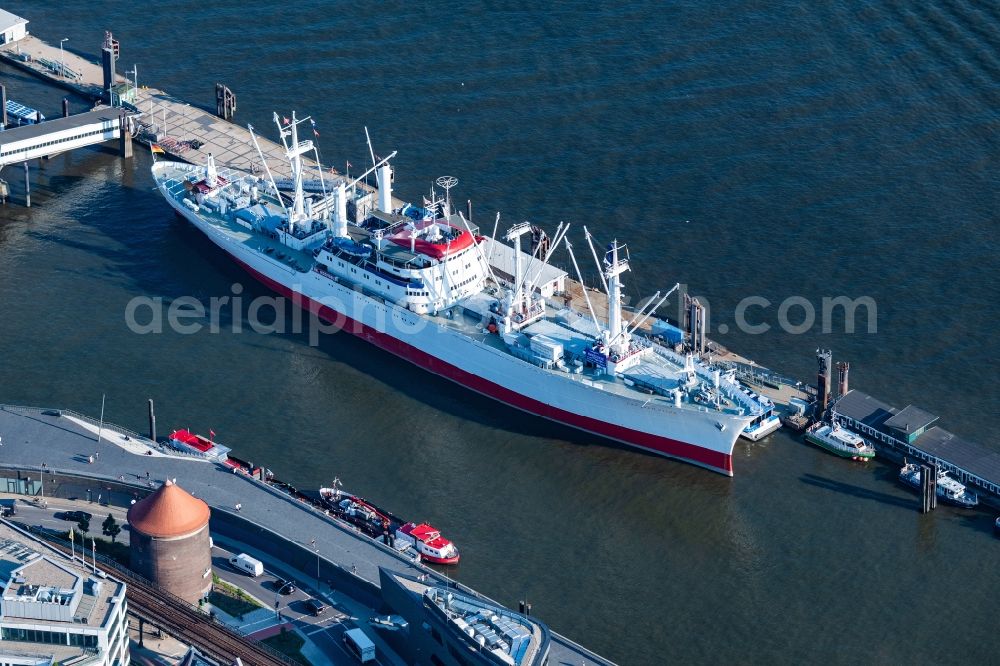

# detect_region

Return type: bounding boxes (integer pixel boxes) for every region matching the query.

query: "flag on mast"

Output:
[310,118,319,137]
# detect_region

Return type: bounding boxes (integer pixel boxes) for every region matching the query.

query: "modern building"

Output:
[0,521,130,666]
[127,480,212,604]
[0,9,27,45]
[380,568,551,666]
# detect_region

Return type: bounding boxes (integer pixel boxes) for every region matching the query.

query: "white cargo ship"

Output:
[151,113,773,475]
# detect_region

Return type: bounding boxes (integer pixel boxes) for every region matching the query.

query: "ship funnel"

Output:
[377,163,393,213]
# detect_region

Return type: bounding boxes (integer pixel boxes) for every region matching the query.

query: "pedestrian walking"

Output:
[145,471,150,480]
[235,503,242,512]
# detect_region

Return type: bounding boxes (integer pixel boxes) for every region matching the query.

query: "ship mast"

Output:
[604,240,630,357]
[275,111,316,233]
[505,222,533,317]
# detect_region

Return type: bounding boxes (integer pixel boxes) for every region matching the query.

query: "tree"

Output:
[102,514,122,543]
[77,517,90,536]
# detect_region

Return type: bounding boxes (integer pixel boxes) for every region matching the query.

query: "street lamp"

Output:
[310,538,319,590]
[59,38,68,78]
[127,65,137,102]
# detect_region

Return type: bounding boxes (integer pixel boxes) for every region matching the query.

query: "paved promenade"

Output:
[0,405,612,665]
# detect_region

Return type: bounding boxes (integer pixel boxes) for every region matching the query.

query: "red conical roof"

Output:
[127,479,210,538]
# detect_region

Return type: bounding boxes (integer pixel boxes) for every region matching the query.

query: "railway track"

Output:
[21,526,294,666]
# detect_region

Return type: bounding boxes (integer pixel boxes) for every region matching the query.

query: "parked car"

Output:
[305,598,327,616]
[55,510,92,522]
[273,578,295,595]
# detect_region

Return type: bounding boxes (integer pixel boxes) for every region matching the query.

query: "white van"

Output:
[228,553,264,577]
[343,628,375,663]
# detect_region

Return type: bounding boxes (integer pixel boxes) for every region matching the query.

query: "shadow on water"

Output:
[800,472,916,510]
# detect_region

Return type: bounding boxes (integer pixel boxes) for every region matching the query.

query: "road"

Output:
[1,493,131,543]
[210,539,398,665]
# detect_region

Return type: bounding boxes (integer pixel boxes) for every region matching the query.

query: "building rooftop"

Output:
[127,479,210,538]
[832,390,896,429]
[834,390,1000,487]
[0,8,28,33]
[911,426,1000,486]
[883,405,938,434]
[0,521,125,664]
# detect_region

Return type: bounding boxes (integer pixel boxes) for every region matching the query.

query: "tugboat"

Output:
[899,463,979,508]
[319,485,460,564]
[804,422,875,460]
[395,522,461,565]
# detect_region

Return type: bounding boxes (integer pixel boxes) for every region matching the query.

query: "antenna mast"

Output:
[436,176,457,218]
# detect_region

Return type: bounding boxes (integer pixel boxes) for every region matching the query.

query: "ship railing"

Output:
[649,345,762,415]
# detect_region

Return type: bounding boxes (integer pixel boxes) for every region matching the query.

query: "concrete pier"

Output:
[0,35,347,183]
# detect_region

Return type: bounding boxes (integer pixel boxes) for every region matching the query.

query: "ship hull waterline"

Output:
[163,198,743,476]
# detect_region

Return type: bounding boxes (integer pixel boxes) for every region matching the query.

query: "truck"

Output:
[228,553,264,577]
[342,628,376,663]
[0,499,16,517]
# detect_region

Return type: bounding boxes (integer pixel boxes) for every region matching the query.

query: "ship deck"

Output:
[159,160,754,418]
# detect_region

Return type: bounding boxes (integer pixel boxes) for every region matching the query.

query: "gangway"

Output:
[0,106,137,168]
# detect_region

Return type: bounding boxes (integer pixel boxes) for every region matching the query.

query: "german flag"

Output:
[150,143,165,154]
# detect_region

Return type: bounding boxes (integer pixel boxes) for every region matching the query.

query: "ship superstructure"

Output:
[151,112,774,475]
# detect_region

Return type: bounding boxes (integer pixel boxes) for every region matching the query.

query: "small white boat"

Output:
[804,423,875,460]
[899,463,978,508]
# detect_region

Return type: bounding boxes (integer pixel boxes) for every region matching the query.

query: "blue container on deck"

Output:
[651,319,684,345]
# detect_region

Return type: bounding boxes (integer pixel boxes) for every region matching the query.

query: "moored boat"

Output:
[738,387,781,441]
[319,486,459,564]
[804,422,875,460]
[3,100,44,126]
[395,522,460,565]
[899,463,978,508]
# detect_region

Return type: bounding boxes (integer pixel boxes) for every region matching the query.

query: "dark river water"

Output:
[1,1,998,663]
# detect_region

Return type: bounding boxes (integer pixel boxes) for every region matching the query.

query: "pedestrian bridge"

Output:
[0,107,136,168]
